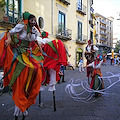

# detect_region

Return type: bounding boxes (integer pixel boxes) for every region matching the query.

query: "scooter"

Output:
[0,72,4,96]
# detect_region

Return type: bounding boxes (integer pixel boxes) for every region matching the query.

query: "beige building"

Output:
[0,0,94,67]
[95,13,113,55]
[113,33,119,48]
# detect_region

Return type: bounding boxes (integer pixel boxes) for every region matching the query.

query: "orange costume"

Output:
[0,12,44,113]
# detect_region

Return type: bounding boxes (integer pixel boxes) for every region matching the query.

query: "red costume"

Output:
[42,39,68,85]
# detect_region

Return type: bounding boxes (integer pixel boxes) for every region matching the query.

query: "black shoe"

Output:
[57,81,60,84]
[94,92,98,97]
[15,116,18,120]
[21,115,26,120]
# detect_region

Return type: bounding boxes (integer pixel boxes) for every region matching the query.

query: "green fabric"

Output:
[32,55,44,61]
[23,12,31,20]
[93,74,103,90]
[42,31,46,37]
[47,41,59,60]
[23,12,31,34]
[48,41,58,55]
[9,55,26,90]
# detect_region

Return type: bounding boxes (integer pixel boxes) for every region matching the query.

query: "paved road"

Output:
[0,60,120,120]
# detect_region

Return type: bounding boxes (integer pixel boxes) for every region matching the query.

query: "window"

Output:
[77,0,82,10]
[78,21,82,41]
[90,31,93,42]
[38,16,44,30]
[58,11,66,35]
[6,0,22,23]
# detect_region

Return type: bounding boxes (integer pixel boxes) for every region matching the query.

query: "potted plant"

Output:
[91,13,95,19]
[0,0,6,12]
[0,0,15,22]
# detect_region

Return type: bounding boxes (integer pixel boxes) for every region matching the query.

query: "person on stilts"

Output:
[0,12,43,120]
[84,39,98,84]
[38,32,68,111]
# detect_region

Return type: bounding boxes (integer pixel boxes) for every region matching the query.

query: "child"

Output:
[78,57,84,72]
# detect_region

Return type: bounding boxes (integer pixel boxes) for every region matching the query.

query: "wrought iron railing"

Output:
[58,0,70,5]
[76,34,87,43]
[76,2,87,15]
[56,26,72,40]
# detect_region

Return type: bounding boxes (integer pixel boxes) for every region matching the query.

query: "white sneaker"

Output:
[48,85,56,92]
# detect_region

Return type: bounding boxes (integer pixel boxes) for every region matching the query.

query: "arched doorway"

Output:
[76,48,83,66]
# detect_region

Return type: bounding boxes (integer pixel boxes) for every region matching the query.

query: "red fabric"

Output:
[43,40,67,71]
[42,40,67,84]
[86,61,93,77]
[90,75,95,88]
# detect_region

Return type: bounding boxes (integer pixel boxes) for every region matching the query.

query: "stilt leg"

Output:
[53,91,56,111]
[39,91,42,107]
[15,116,18,120]
[62,75,65,82]
[88,77,90,85]
[21,115,26,120]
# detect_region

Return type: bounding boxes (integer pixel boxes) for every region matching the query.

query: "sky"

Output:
[92,0,120,38]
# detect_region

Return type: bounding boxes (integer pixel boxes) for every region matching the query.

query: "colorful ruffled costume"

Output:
[0,12,44,112]
[37,32,68,91]
[42,39,68,85]
[87,55,104,95]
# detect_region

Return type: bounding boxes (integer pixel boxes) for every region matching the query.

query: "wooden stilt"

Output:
[21,115,26,120]
[53,91,56,111]
[88,77,90,85]
[15,116,18,120]
[39,91,42,107]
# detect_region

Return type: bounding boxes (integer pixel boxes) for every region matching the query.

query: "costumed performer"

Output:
[85,39,99,84]
[37,31,68,111]
[0,12,44,120]
[84,55,105,97]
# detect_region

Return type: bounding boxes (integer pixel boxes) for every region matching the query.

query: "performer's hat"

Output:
[42,31,49,38]
[23,11,41,35]
[97,55,102,59]
[88,39,91,44]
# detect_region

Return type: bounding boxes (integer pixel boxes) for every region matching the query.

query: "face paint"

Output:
[29,18,36,27]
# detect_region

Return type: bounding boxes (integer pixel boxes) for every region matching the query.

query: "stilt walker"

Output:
[0,12,44,120]
[38,32,68,111]
[85,39,99,84]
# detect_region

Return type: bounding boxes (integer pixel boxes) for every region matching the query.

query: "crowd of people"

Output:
[0,11,117,120]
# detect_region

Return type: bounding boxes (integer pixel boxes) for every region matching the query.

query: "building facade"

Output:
[95,13,113,55]
[0,0,94,67]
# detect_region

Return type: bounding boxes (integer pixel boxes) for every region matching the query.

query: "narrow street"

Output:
[0,60,120,120]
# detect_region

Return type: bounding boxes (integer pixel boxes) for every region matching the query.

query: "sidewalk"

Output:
[0,61,120,120]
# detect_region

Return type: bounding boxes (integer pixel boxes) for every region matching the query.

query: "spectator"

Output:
[78,57,84,72]
[68,62,74,70]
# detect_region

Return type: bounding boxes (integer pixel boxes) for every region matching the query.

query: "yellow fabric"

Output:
[32,46,40,55]
[22,52,34,92]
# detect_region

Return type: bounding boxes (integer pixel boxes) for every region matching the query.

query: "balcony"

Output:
[76,2,86,15]
[56,26,72,41]
[58,0,70,5]
[100,25,107,30]
[76,34,87,44]
[0,10,21,25]
[100,37,106,41]
[100,32,107,36]
[100,20,106,25]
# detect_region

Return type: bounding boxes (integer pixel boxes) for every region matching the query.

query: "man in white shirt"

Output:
[85,39,99,84]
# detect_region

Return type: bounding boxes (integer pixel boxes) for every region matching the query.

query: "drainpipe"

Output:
[87,0,89,41]
[51,0,53,34]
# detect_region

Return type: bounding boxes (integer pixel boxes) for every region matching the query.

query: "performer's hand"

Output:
[38,44,42,53]
[5,38,11,47]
